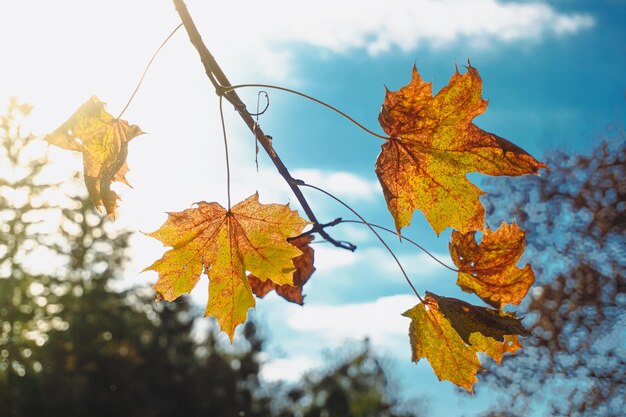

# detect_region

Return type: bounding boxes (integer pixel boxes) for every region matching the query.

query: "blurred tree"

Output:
[0,99,272,417]
[0,98,60,414]
[0,99,421,417]
[479,128,626,417]
[276,340,420,417]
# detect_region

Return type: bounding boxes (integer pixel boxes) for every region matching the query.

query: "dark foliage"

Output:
[276,340,418,417]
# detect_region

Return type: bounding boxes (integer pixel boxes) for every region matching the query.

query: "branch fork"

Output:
[172,0,354,251]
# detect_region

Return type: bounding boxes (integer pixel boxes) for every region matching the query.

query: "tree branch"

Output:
[172,0,354,251]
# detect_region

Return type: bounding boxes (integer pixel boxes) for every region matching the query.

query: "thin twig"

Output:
[341,220,517,276]
[224,84,390,141]
[252,91,269,172]
[117,23,182,120]
[250,91,269,117]
[301,182,423,302]
[289,217,356,250]
[291,217,344,239]
[172,0,354,251]
[218,96,231,210]
[339,219,459,272]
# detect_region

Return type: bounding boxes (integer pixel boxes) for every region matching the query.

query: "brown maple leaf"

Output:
[403,291,528,392]
[248,235,315,305]
[375,64,546,235]
[426,292,528,364]
[449,222,535,308]
[45,96,144,216]
[144,193,309,341]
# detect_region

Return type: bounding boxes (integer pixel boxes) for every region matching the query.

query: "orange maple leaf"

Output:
[248,235,315,305]
[45,96,144,216]
[144,193,309,340]
[449,222,535,308]
[375,64,546,235]
[403,292,528,392]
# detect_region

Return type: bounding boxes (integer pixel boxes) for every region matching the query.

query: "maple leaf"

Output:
[45,96,144,216]
[403,296,481,392]
[403,292,528,392]
[375,64,546,235]
[426,292,527,364]
[144,193,309,341]
[449,221,535,309]
[248,235,315,305]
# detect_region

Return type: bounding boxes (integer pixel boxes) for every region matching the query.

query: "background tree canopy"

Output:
[479,126,625,417]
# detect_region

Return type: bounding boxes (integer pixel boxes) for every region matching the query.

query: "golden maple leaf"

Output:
[375,64,546,235]
[145,193,309,340]
[426,292,527,364]
[449,222,535,308]
[403,292,528,392]
[45,96,144,216]
[403,297,481,392]
[248,235,316,305]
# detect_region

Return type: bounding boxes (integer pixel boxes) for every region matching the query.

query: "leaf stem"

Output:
[339,219,459,273]
[117,23,182,120]
[224,84,390,141]
[218,96,232,210]
[300,182,423,302]
[172,0,354,251]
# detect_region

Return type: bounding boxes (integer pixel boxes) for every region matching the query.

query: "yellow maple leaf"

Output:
[248,235,316,305]
[449,222,535,308]
[403,298,481,392]
[403,292,529,392]
[45,96,144,216]
[144,193,309,341]
[375,64,546,235]
[471,334,523,365]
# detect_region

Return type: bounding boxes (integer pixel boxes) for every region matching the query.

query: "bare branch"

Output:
[172,0,354,251]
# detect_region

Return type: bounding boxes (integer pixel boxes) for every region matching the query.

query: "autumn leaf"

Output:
[480,334,523,365]
[375,64,546,235]
[403,292,528,392]
[403,296,481,392]
[449,222,535,308]
[426,292,527,364]
[45,96,144,216]
[144,193,309,341]
[248,235,315,305]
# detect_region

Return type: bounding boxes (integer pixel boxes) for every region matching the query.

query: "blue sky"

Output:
[1,0,625,415]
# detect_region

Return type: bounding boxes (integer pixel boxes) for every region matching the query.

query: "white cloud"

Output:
[292,169,380,201]
[286,294,418,357]
[186,0,594,79]
[260,355,321,382]
[0,0,595,114]
[314,245,360,273]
